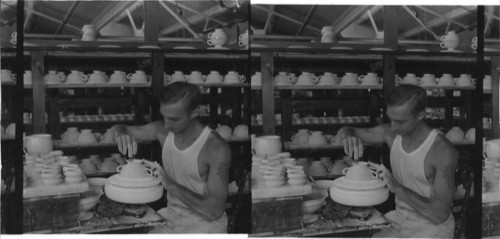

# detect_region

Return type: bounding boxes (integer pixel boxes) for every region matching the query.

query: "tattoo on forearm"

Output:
[216,160,230,183]
[443,163,455,189]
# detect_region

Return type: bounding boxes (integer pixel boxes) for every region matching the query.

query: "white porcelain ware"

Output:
[238,29,249,48]
[437,74,455,87]
[342,162,378,181]
[440,31,460,51]
[216,125,232,140]
[307,131,328,146]
[87,70,107,84]
[66,70,88,84]
[275,72,294,86]
[82,24,97,41]
[23,70,32,85]
[445,127,464,142]
[187,71,205,84]
[484,75,492,90]
[400,73,419,85]
[254,135,282,156]
[61,127,79,143]
[296,72,318,86]
[292,129,310,145]
[44,70,64,85]
[25,134,53,155]
[108,71,127,84]
[251,72,262,86]
[205,71,223,84]
[207,29,227,48]
[224,71,245,84]
[233,124,249,138]
[127,70,148,84]
[456,74,475,87]
[308,161,328,176]
[1,69,16,83]
[420,73,436,86]
[77,129,97,144]
[339,72,359,86]
[318,72,340,86]
[484,139,500,159]
[321,26,335,43]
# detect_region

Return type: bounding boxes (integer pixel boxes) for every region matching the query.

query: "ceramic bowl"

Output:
[42,177,63,185]
[79,186,103,211]
[288,178,307,185]
[117,161,152,178]
[64,169,83,177]
[65,176,83,184]
[264,180,285,187]
[302,191,327,214]
[88,177,108,187]
[254,135,282,156]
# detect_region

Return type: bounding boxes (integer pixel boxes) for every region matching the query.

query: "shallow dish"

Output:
[138,45,160,49]
[440,49,462,53]
[207,46,229,50]
[406,48,429,52]
[370,47,393,51]
[330,46,353,50]
[98,45,121,48]
[173,46,197,50]
[288,45,312,49]
[57,44,81,48]
[80,186,103,211]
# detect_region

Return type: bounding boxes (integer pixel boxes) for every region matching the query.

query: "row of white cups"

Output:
[1,69,247,85]
[250,71,491,88]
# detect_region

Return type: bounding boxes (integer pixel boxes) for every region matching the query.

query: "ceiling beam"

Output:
[23,7,81,33]
[114,1,144,24]
[253,5,321,35]
[263,5,274,33]
[159,1,199,38]
[402,6,473,38]
[55,1,79,34]
[355,5,383,24]
[1,1,15,13]
[296,5,317,36]
[23,1,34,31]
[159,3,230,36]
[331,5,372,36]
[90,1,137,31]
[163,0,225,25]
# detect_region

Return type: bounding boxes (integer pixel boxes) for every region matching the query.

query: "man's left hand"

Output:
[379,168,401,193]
[142,160,175,190]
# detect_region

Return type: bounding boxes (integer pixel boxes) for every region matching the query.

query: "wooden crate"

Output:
[23,193,80,232]
[252,196,303,234]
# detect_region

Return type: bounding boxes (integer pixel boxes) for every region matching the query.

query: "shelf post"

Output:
[491,56,499,137]
[261,52,275,135]
[31,51,46,133]
[382,6,398,123]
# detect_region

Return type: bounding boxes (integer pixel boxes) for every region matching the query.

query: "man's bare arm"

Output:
[110,121,166,156]
[338,124,393,159]
[392,139,457,224]
[160,137,231,221]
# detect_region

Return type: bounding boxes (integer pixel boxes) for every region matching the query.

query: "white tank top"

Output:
[162,126,211,208]
[390,129,439,212]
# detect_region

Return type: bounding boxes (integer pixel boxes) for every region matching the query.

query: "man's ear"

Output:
[416,110,426,121]
[190,106,200,118]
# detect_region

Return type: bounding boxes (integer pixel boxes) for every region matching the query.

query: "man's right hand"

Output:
[338,127,364,160]
[114,133,138,158]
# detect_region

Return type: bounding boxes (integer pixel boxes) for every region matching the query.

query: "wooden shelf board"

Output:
[274,85,383,90]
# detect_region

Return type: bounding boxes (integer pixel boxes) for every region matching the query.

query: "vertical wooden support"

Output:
[261,52,275,135]
[281,90,292,141]
[491,56,500,137]
[31,51,46,133]
[382,6,398,123]
[143,0,159,45]
[151,52,164,121]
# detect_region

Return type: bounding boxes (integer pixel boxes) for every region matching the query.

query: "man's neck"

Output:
[403,122,431,143]
[176,119,204,140]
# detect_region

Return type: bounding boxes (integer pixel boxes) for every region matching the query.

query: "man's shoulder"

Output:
[430,132,458,166]
[203,131,231,160]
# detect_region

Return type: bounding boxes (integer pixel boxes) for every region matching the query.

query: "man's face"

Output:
[386,101,424,136]
[159,101,195,134]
